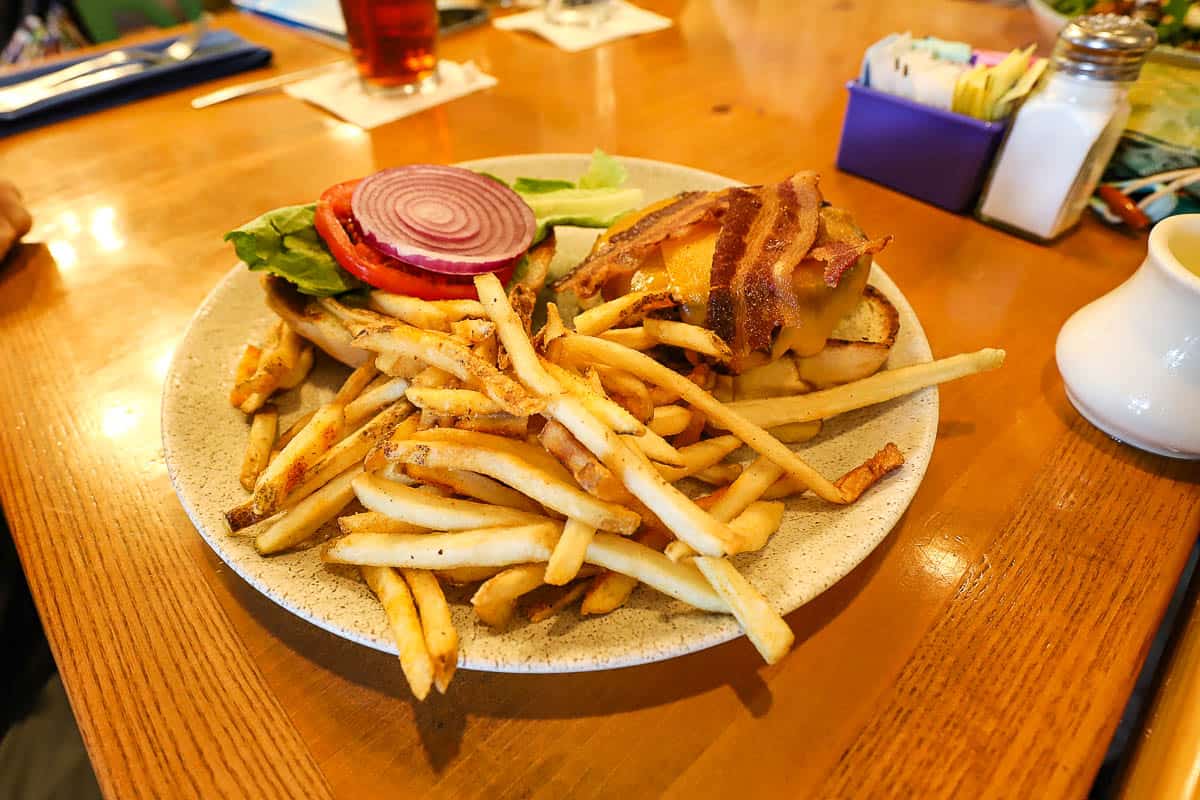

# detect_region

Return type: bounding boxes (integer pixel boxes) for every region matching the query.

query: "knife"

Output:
[190,62,344,109]
[0,42,245,116]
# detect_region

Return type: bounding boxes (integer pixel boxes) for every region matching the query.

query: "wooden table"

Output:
[2,3,1198,797]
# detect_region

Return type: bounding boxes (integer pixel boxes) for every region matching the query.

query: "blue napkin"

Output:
[0,29,272,138]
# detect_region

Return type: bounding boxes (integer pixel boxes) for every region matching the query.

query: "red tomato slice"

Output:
[314,180,512,300]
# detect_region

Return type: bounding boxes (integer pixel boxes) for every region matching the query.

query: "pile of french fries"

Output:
[226,271,1005,698]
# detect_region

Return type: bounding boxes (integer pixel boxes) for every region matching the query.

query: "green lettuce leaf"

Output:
[476,171,510,186]
[577,148,627,189]
[224,204,363,297]
[513,177,577,194]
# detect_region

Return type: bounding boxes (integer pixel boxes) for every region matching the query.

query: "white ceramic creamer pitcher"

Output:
[1056,213,1200,459]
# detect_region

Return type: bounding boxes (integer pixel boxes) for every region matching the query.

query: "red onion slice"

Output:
[351,165,536,275]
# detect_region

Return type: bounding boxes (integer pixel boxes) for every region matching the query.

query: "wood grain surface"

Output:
[1,2,1198,798]
[1121,569,1200,800]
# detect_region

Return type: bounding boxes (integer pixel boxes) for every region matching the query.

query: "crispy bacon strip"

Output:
[811,235,892,288]
[709,172,889,364]
[553,191,727,298]
[709,174,822,357]
[832,442,904,503]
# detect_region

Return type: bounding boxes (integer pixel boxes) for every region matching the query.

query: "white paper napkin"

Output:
[493,2,673,53]
[284,60,498,129]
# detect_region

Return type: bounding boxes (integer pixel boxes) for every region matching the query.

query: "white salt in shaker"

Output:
[976,15,1156,242]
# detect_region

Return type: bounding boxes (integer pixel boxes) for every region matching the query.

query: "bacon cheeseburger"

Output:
[553,172,897,399]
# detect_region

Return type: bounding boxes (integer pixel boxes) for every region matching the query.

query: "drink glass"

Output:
[338,0,439,94]
[544,0,614,27]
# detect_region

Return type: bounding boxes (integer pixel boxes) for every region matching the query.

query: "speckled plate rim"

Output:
[163,154,937,674]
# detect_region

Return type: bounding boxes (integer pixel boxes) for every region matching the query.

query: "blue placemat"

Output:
[0,29,272,138]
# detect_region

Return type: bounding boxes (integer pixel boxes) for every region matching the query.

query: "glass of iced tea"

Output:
[339,0,439,94]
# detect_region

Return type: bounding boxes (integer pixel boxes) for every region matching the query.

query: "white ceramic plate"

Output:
[163,154,937,673]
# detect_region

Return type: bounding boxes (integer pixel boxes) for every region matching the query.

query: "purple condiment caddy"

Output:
[836,81,1008,214]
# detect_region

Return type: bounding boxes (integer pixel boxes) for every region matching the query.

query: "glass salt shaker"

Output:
[976,15,1156,242]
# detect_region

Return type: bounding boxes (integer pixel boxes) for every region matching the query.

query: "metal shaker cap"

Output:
[1053,14,1157,81]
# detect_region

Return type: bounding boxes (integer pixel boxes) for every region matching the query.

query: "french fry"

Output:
[379,440,642,534]
[598,326,655,351]
[400,569,458,693]
[693,557,794,664]
[663,540,693,562]
[649,385,680,406]
[238,324,305,414]
[473,332,499,365]
[411,427,575,483]
[649,405,692,437]
[726,501,785,554]
[428,298,486,321]
[449,318,496,345]
[527,580,590,623]
[541,302,566,345]
[539,420,631,503]
[409,365,458,389]
[585,532,724,612]
[274,409,316,455]
[544,518,597,585]
[581,571,639,615]
[672,406,707,447]
[643,318,733,362]
[655,435,743,483]
[471,563,546,627]
[240,405,278,491]
[229,343,262,408]
[760,443,905,502]
[476,273,737,557]
[316,297,396,336]
[422,412,530,438]
[595,366,654,423]
[663,452,797,665]
[541,359,645,436]
[724,349,1007,428]
[572,290,675,336]
[326,524,562,569]
[252,402,345,514]
[406,387,503,417]
[229,404,414,531]
[363,373,393,393]
[353,324,544,417]
[708,456,785,527]
[352,474,548,531]
[582,367,605,394]
[345,377,410,428]
[693,463,743,485]
[768,420,822,444]
[337,511,425,536]
[256,465,363,554]
[414,482,454,498]
[545,364,675,466]
[375,352,429,379]
[517,229,556,291]
[333,362,379,406]
[362,565,434,701]
[580,528,673,615]
[326,525,728,613]
[368,292,451,331]
[436,566,503,585]
[276,344,314,390]
[403,464,542,512]
[556,334,855,505]
[623,429,687,467]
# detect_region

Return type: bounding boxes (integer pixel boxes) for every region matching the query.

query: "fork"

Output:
[0,15,209,103]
